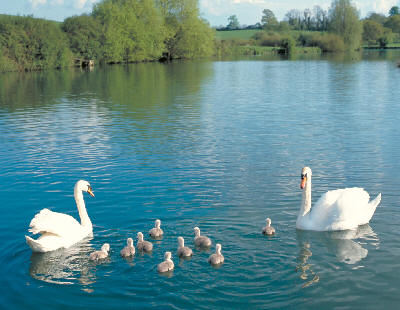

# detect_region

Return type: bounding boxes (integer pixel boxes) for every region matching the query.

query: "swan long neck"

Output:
[300,177,312,217]
[74,187,92,227]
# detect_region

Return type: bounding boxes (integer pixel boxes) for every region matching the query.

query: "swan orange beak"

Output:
[300,177,307,189]
[87,187,95,197]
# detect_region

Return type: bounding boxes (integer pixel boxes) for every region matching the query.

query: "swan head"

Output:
[216,243,222,254]
[75,180,94,197]
[178,236,184,247]
[127,238,133,247]
[194,227,200,237]
[155,219,161,228]
[164,251,172,260]
[300,167,312,189]
[101,243,110,253]
[137,232,144,241]
[266,218,271,226]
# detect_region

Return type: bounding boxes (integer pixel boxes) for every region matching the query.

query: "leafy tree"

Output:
[389,6,399,16]
[0,15,71,71]
[92,0,165,63]
[285,9,301,29]
[313,5,328,31]
[62,14,102,60]
[362,20,384,44]
[156,0,215,59]
[303,8,312,30]
[227,15,240,30]
[366,13,387,25]
[261,9,278,30]
[328,0,362,50]
[384,15,400,34]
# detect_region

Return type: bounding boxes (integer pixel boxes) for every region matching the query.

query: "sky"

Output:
[0,0,399,26]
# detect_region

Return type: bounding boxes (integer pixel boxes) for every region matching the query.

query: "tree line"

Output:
[0,0,215,72]
[219,1,400,51]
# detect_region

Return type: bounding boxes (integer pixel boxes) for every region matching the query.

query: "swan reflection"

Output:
[296,225,379,287]
[29,237,97,290]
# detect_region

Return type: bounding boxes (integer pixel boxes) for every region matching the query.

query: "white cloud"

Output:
[354,0,398,16]
[74,0,98,9]
[29,0,47,9]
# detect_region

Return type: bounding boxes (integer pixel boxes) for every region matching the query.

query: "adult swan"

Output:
[25,180,95,252]
[297,167,381,231]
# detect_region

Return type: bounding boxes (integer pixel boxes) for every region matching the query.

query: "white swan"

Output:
[25,180,94,253]
[297,167,381,231]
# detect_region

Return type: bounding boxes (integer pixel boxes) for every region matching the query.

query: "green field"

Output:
[215,29,262,40]
[362,43,400,48]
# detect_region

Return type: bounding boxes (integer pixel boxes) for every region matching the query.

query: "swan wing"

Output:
[28,208,82,237]
[311,188,371,230]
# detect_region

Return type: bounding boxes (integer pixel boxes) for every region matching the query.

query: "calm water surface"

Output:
[1,52,400,309]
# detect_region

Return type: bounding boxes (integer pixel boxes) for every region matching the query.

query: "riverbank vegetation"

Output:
[216,0,400,56]
[1,0,400,72]
[0,0,215,72]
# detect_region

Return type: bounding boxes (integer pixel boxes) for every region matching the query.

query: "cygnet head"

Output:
[75,180,95,197]
[137,232,144,241]
[215,243,222,254]
[266,218,271,226]
[101,243,110,253]
[300,167,312,189]
[127,238,133,247]
[155,219,161,228]
[194,227,200,237]
[164,251,172,260]
[178,236,184,247]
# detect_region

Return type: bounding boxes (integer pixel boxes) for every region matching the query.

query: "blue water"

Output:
[1,53,400,309]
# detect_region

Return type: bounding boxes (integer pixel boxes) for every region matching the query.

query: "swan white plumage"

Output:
[297,167,381,231]
[25,180,94,253]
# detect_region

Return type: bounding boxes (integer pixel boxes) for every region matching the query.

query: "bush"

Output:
[300,33,345,52]
[0,15,72,71]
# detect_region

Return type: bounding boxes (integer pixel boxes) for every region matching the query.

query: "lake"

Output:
[1,51,400,309]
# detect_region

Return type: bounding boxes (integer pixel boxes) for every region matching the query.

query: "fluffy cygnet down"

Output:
[90,243,110,261]
[137,232,153,252]
[177,236,193,257]
[157,251,174,273]
[120,238,135,257]
[149,219,164,238]
[194,227,212,247]
[262,218,275,236]
[208,243,224,265]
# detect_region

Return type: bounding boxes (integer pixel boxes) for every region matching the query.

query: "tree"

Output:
[389,6,399,16]
[62,14,102,60]
[303,8,312,30]
[261,9,278,30]
[285,9,301,29]
[92,0,165,63]
[227,15,240,30]
[156,0,215,59]
[313,5,328,31]
[366,12,387,25]
[384,15,400,34]
[362,20,384,44]
[328,0,362,50]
